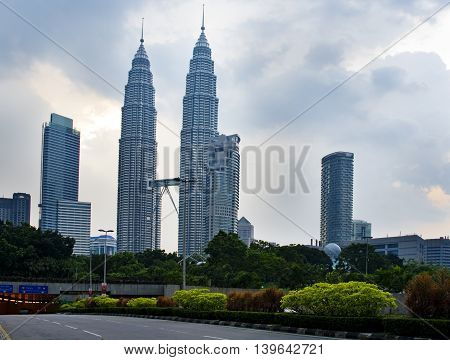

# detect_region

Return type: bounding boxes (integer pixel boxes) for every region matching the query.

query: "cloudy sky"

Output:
[0,0,449,252]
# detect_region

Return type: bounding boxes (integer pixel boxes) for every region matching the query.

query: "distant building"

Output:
[56,200,91,256]
[424,237,450,268]
[39,113,91,256]
[356,235,425,262]
[351,220,372,242]
[0,193,31,226]
[90,235,117,255]
[354,234,450,268]
[238,217,254,247]
[320,152,354,247]
[205,134,240,244]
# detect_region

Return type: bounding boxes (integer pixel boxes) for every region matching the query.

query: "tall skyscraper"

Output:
[205,134,240,243]
[320,152,354,247]
[178,11,219,256]
[40,114,80,231]
[0,193,31,226]
[117,28,160,253]
[39,113,91,255]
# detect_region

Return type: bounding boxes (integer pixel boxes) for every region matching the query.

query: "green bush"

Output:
[189,293,227,311]
[172,288,226,311]
[172,288,210,308]
[281,281,397,317]
[92,296,119,308]
[60,303,75,311]
[127,297,157,308]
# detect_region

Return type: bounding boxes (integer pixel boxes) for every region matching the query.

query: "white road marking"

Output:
[105,320,122,324]
[51,322,60,325]
[203,336,227,340]
[82,330,102,338]
[42,319,50,322]
[65,325,78,330]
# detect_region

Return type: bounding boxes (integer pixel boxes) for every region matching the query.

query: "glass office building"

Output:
[320,152,354,247]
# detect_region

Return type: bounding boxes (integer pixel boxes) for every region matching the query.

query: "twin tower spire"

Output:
[140,4,206,44]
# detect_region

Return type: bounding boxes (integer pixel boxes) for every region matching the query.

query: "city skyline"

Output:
[0,1,449,252]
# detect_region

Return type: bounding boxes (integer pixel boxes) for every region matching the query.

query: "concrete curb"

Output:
[76,312,426,340]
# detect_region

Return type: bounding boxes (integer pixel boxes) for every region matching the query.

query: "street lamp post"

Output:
[89,249,92,297]
[98,229,114,295]
[362,227,373,275]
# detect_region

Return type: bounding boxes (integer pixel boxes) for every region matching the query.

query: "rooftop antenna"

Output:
[140,17,144,43]
[201,4,205,31]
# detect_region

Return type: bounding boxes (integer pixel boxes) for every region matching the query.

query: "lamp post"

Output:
[362,227,373,275]
[89,248,92,297]
[98,229,114,295]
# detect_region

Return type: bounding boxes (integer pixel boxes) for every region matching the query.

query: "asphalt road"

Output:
[0,314,335,340]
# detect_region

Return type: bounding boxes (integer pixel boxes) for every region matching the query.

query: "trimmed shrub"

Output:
[405,270,450,318]
[92,296,119,308]
[117,297,130,307]
[172,288,226,311]
[227,291,254,311]
[189,293,227,311]
[172,288,210,308]
[60,303,75,311]
[281,281,396,317]
[127,297,157,308]
[157,296,176,308]
[227,288,284,312]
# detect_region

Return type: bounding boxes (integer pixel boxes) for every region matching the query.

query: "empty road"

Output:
[0,314,334,340]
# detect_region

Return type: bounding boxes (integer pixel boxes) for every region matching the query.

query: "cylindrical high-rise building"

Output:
[320,152,354,247]
[117,32,160,253]
[178,13,219,256]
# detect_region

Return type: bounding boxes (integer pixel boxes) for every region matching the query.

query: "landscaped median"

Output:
[64,306,449,339]
[60,283,450,339]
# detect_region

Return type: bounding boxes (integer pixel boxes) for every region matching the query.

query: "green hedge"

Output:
[68,307,449,339]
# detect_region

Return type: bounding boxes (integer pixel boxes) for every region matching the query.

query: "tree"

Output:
[337,243,401,274]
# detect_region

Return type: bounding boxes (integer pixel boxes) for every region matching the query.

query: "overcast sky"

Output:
[0,0,449,252]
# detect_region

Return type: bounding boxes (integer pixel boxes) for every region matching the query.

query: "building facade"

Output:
[424,237,450,268]
[39,113,91,255]
[358,235,425,262]
[354,235,450,268]
[320,152,354,247]
[40,114,80,231]
[117,33,160,253]
[0,193,31,226]
[90,235,117,255]
[238,217,254,247]
[178,16,219,256]
[351,220,372,242]
[205,134,240,243]
[56,200,91,256]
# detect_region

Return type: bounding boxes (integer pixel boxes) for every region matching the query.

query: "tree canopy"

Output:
[0,224,446,292]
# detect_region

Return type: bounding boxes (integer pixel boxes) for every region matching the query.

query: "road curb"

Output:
[77,312,425,340]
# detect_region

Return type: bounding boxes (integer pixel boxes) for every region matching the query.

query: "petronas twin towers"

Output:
[117,11,240,254]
